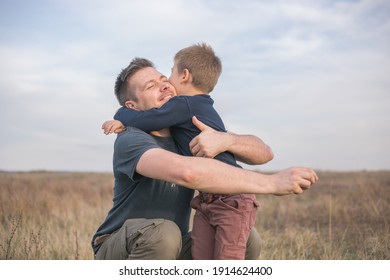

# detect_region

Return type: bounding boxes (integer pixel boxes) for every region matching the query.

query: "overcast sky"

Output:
[0,0,389,172]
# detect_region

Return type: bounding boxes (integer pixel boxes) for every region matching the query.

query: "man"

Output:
[92,58,318,260]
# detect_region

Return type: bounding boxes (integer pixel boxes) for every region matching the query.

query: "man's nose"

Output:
[160,81,169,91]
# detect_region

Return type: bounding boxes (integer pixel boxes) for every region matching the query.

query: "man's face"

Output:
[126,67,176,110]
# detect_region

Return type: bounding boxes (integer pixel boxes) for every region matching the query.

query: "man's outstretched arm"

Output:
[136,147,317,195]
[189,116,273,165]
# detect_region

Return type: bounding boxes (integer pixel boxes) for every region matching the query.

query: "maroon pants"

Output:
[190,193,259,260]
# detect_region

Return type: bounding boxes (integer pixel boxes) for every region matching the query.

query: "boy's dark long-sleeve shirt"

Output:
[114,95,240,168]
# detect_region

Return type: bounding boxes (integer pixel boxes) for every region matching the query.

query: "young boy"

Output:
[103,43,273,259]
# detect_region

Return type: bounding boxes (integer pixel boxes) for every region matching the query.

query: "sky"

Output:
[0,0,389,172]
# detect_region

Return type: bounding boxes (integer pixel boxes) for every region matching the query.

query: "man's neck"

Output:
[150,128,171,137]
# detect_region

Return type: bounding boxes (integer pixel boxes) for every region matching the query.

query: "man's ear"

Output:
[125,100,137,109]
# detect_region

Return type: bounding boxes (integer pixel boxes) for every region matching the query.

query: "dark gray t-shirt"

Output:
[91,127,194,254]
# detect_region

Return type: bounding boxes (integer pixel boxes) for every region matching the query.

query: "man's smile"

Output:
[160,93,174,102]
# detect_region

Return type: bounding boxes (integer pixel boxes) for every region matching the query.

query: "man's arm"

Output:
[136,147,318,196]
[189,116,273,165]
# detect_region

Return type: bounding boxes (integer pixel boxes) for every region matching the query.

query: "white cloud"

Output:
[0,0,389,171]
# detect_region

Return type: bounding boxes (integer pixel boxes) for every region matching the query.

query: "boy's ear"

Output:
[125,100,137,109]
[182,69,191,82]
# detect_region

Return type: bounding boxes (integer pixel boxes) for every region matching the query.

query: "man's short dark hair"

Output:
[114,58,155,106]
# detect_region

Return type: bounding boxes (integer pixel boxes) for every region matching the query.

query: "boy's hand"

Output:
[102,120,126,135]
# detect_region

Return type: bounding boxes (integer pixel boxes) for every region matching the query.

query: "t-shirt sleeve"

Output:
[113,127,160,181]
[114,97,190,132]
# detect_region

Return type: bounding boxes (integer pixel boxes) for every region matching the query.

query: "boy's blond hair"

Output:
[174,43,222,93]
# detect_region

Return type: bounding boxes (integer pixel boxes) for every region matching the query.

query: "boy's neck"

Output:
[178,86,207,97]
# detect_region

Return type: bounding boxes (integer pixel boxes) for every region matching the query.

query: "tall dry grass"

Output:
[0,171,113,259]
[256,171,390,259]
[0,170,389,259]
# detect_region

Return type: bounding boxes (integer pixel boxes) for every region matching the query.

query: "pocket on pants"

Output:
[249,199,260,229]
[123,219,164,255]
[218,195,243,214]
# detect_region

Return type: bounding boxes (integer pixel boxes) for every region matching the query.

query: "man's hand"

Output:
[271,167,319,195]
[102,120,126,135]
[189,116,273,165]
[189,116,227,158]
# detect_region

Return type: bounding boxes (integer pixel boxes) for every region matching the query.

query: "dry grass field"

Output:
[0,170,389,260]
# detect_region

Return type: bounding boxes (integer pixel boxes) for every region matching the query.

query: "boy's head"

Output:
[170,42,222,94]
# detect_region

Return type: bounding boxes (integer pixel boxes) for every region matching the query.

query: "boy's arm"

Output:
[136,147,318,195]
[114,97,187,132]
[189,116,274,165]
